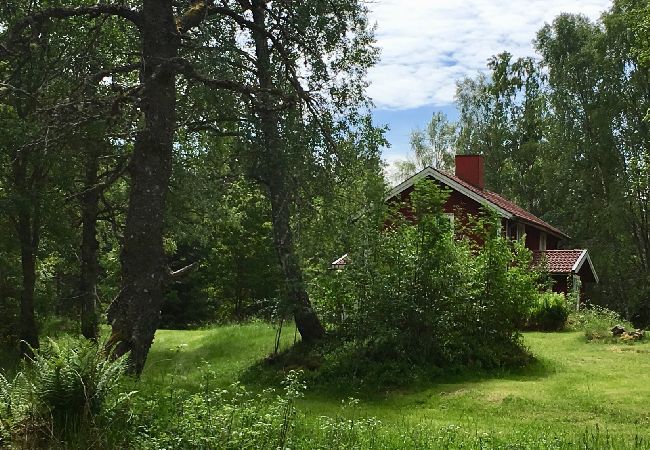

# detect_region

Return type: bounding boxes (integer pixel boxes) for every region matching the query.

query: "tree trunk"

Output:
[250,0,325,343]
[79,145,101,341]
[12,158,40,355]
[105,0,178,375]
[267,184,326,342]
[17,212,40,355]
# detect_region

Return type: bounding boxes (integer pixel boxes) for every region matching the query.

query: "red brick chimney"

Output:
[455,154,484,190]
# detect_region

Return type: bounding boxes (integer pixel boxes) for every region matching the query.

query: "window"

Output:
[539,232,547,251]
[516,223,526,240]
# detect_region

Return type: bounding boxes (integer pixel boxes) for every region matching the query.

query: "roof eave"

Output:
[518,218,570,240]
[572,250,599,283]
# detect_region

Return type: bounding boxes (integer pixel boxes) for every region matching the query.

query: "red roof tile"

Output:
[532,250,585,273]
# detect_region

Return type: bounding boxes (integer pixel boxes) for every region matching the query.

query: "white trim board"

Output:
[386,167,513,220]
[572,250,599,283]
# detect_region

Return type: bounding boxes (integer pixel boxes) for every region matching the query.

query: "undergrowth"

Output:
[569,305,637,342]
[0,338,135,448]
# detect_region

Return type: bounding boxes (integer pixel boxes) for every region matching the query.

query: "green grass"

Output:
[140,321,299,390]
[142,324,650,444]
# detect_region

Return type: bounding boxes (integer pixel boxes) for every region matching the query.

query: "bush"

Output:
[527,292,570,331]
[569,305,635,342]
[312,180,541,384]
[0,338,135,448]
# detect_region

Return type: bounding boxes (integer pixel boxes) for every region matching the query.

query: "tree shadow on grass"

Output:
[237,339,557,404]
[141,325,558,406]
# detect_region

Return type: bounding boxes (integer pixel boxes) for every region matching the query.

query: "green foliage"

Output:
[4,324,650,448]
[455,4,650,326]
[138,368,306,449]
[527,292,570,331]
[569,305,636,342]
[135,326,650,448]
[294,422,649,449]
[313,180,540,384]
[0,338,134,447]
[162,176,283,327]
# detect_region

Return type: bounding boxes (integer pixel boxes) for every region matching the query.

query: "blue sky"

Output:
[366,0,612,166]
[373,105,459,165]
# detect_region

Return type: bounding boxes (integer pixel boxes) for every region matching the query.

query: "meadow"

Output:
[136,323,650,448]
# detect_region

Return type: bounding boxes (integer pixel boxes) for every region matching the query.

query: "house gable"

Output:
[386,167,513,220]
[386,164,568,241]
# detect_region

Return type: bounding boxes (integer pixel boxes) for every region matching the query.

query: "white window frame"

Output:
[516,223,526,240]
[539,231,547,251]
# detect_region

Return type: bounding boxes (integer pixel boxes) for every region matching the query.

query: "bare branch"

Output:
[167,262,198,280]
[171,57,290,102]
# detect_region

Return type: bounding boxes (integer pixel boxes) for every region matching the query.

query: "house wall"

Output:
[391,177,553,252]
[506,220,558,250]
[525,225,559,250]
[551,274,568,294]
[393,182,484,228]
[391,181,496,249]
[550,274,588,300]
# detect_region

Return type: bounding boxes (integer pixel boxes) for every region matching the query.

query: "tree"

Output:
[213,0,380,341]
[0,1,103,352]
[455,53,549,213]
[4,1,227,372]
[455,6,649,323]
[4,0,381,372]
[391,112,457,184]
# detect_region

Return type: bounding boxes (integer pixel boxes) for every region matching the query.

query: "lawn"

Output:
[141,323,650,445]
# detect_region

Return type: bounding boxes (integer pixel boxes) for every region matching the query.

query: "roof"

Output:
[386,166,569,239]
[532,249,599,282]
[331,253,350,269]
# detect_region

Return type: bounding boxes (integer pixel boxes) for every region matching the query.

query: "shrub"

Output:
[312,180,541,384]
[527,292,570,331]
[0,338,135,447]
[569,305,635,342]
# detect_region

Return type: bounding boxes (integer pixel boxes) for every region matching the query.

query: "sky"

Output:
[366,0,612,165]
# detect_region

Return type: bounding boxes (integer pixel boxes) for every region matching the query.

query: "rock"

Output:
[611,325,626,337]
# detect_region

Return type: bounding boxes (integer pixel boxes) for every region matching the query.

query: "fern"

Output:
[1,337,133,446]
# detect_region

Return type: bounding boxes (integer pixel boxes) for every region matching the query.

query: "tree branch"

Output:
[171,57,291,102]
[6,4,143,47]
[167,262,198,280]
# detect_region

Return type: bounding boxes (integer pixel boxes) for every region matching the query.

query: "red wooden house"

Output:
[333,154,598,296]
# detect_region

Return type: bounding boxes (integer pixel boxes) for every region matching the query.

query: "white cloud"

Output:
[367,0,611,110]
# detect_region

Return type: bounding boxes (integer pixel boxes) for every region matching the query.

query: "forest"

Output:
[0,0,649,448]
